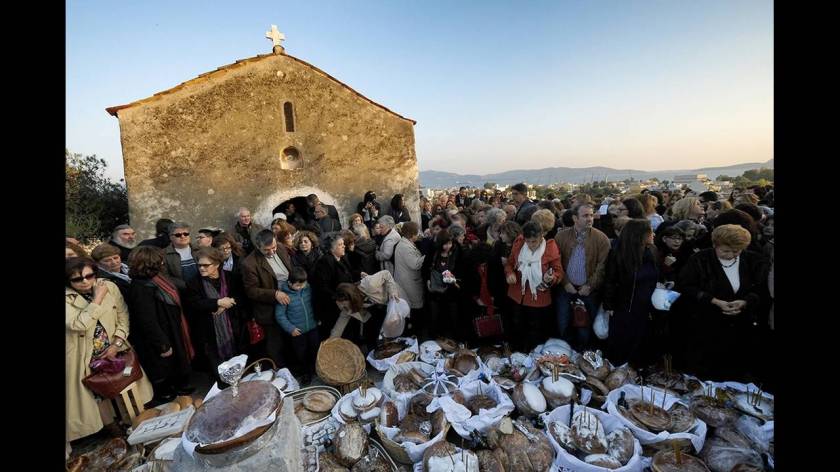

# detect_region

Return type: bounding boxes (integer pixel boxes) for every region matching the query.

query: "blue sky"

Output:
[67,0,773,182]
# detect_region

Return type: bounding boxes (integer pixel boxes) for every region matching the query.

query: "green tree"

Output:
[716,175,732,182]
[66,149,129,243]
[483,182,497,190]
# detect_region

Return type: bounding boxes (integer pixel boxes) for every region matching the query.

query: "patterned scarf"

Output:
[201,272,235,361]
[151,274,195,360]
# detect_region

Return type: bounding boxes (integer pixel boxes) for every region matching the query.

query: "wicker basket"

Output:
[315,338,367,391]
[374,419,450,465]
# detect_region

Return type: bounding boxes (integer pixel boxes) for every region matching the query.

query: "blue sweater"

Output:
[274,282,317,335]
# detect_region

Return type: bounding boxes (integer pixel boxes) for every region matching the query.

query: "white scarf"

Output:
[517,238,546,299]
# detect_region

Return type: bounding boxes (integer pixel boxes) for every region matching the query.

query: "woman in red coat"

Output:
[504,221,564,351]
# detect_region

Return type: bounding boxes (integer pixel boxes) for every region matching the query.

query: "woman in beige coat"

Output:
[66,258,153,454]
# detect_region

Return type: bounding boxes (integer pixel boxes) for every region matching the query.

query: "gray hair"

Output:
[236,207,251,216]
[449,225,466,240]
[112,224,133,238]
[352,223,371,240]
[325,233,345,251]
[255,229,276,248]
[168,221,191,233]
[378,215,396,229]
[485,208,506,226]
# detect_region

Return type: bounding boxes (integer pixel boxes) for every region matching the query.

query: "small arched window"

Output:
[283,102,295,132]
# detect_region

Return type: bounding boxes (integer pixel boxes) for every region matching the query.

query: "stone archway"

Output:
[253,186,342,227]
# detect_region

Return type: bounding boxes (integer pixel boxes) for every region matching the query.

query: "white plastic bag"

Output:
[593,305,610,339]
[366,337,419,372]
[541,405,644,472]
[428,377,515,438]
[651,283,681,311]
[605,384,707,453]
[383,297,411,338]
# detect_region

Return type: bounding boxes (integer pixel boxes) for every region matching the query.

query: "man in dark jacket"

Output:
[162,222,198,290]
[139,218,175,249]
[307,194,341,225]
[510,183,537,226]
[241,230,292,367]
[231,207,264,255]
[107,224,137,262]
[314,204,342,235]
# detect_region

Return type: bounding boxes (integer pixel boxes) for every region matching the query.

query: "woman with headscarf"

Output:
[674,225,770,382]
[602,219,659,367]
[126,246,195,403]
[504,221,563,351]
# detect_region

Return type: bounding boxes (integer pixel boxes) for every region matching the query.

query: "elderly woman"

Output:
[127,247,195,403]
[184,247,247,381]
[90,244,132,299]
[293,230,322,277]
[66,240,89,259]
[674,224,770,382]
[477,207,507,245]
[393,222,426,336]
[350,223,380,276]
[531,208,557,240]
[504,221,563,351]
[331,270,402,352]
[311,233,358,338]
[66,258,154,455]
[212,232,244,277]
[375,215,401,275]
[602,219,659,367]
[670,196,705,223]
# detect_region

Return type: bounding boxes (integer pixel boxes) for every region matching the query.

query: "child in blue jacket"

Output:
[275,267,319,384]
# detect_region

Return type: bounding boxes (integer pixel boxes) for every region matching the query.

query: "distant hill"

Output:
[419,159,774,188]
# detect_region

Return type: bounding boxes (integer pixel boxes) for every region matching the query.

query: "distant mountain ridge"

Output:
[419,159,774,188]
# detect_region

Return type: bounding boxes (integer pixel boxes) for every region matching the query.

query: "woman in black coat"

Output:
[127,246,194,403]
[310,234,358,338]
[293,230,323,278]
[602,219,660,368]
[388,194,412,224]
[184,247,249,383]
[674,224,770,383]
[427,230,463,340]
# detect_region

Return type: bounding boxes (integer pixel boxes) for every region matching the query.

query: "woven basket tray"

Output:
[316,338,367,387]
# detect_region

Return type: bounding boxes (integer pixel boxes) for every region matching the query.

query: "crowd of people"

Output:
[65,185,775,453]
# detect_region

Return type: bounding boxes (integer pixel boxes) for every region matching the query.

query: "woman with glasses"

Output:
[66,257,154,455]
[184,247,247,382]
[127,246,195,404]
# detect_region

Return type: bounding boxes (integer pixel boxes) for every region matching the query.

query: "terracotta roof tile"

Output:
[105,52,418,123]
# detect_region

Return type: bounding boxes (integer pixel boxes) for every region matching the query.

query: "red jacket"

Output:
[504,235,564,307]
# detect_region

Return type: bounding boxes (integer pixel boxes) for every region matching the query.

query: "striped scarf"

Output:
[151,274,195,360]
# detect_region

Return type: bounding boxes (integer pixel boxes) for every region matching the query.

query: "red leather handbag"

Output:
[82,349,143,399]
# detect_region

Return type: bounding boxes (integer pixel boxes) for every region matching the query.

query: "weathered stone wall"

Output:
[115,53,419,237]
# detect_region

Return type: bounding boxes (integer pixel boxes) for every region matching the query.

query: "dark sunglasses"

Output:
[172,232,190,237]
[197,263,216,268]
[70,273,96,283]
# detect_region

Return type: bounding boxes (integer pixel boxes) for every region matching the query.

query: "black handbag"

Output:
[429,270,448,294]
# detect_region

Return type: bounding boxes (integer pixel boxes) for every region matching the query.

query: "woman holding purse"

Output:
[66,257,154,458]
[504,221,564,352]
